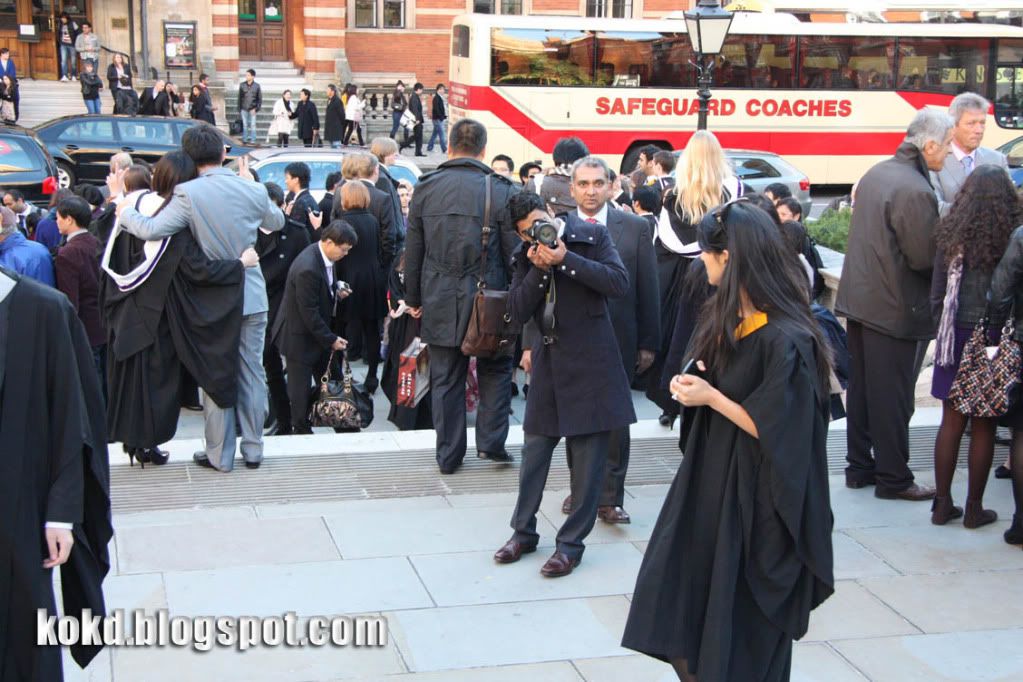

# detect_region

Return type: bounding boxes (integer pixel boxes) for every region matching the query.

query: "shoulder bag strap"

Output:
[320,349,337,385]
[477,175,493,290]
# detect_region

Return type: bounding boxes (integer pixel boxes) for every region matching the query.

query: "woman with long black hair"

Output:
[623,201,835,682]
[930,166,1022,527]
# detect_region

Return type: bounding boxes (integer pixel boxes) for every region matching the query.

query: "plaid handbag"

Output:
[948,318,1022,418]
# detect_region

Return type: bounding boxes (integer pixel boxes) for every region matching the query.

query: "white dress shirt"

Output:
[575,203,609,226]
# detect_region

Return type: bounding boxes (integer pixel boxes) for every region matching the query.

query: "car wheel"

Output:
[56,162,75,189]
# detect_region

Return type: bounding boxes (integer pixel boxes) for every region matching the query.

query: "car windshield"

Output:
[255,159,343,191]
[0,136,42,172]
[389,164,419,186]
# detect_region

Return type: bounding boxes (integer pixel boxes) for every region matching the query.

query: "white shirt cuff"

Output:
[45,521,74,530]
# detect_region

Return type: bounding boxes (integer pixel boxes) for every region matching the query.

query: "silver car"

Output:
[670,149,812,219]
[228,146,423,203]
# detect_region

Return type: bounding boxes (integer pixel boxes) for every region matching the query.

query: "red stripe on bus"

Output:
[452,85,957,155]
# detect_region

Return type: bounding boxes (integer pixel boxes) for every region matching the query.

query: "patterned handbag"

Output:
[309,350,373,430]
[948,318,1022,418]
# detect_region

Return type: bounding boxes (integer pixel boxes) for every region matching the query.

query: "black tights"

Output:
[1011,430,1023,519]
[277,133,289,146]
[933,401,996,504]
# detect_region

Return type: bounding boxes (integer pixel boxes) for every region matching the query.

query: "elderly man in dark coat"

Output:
[404,119,519,474]
[836,108,953,502]
[494,185,634,579]
[559,157,660,524]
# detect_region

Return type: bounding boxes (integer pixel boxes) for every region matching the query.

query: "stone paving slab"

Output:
[833,629,1023,682]
[570,645,870,682]
[385,596,633,673]
[409,543,644,607]
[59,473,1023,681]
[859,571,1023,634]
[116,517,340,574]
[846,522,1017,576]
[163,558,435,617]
[803,581,921,642]
[831,532,900,581]
[347,661,585,681]
[324,506,559,559]
[255,495,451,520]
[108,624,407,681]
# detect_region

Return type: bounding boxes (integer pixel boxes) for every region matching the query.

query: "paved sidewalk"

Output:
[64,455,1023,681]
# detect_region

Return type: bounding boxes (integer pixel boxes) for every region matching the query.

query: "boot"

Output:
[930,496,963,525]
[963,499,998,529]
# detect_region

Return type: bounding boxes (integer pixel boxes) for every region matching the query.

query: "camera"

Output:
[523,217,560,249]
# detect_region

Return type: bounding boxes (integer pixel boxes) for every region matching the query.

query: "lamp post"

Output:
[683,0,734,131]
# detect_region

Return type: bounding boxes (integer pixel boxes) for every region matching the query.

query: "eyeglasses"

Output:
[224,144,232,154]
[712,196,751,226]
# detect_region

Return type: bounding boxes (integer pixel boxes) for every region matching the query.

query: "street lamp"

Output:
[684,0,734,131]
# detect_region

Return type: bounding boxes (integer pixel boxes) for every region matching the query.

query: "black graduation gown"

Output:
[336,209,387,322]
[642,201,695,399]
[103,229,244,449]
[380,257,433,430]
[623,319,834,682]
[0,270,112,681]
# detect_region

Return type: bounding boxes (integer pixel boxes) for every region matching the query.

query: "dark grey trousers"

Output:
[429,345,513,470]
[512,431,609,560]
[566,425,630,507]
[845,320,918,493]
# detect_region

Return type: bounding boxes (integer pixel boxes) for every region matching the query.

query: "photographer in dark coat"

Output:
[559,160,660,525]
[404,118,519,474]
[494,165,634,578]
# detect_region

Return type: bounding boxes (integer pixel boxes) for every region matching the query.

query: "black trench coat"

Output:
[508,219,636,438]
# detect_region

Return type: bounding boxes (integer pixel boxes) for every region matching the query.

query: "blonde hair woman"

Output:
[646,130,743,422]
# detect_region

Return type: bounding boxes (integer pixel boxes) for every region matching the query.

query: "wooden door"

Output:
[27,0,88,79]
[239,0,286,62]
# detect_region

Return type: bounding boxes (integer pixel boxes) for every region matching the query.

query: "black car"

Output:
[0,123,59,207]
[34,115,253,189]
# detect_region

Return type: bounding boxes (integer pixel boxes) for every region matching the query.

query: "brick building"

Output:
[0,0,696,86]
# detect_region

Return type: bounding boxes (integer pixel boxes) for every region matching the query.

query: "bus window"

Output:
[798,36,895,90]
[491,28,595,86]
[712,34,795,89]
[595,32,694,87]
[452,25,469,58]
[895,37,990,95]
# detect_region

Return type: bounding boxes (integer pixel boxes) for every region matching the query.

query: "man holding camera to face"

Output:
[494,162,636,578]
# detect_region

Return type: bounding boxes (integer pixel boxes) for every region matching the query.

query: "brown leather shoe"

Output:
[597,505,631,524]
[493,539,536,564]
[875,483,936,501]
[540,551,580,578]
[561,494,572,515]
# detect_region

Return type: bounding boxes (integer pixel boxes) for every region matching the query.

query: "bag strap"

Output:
[320,349,337,385]
[477,175,493,290]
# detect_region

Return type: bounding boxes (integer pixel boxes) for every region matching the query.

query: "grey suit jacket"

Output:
[118,167,285,315]
[931,146,1009,217]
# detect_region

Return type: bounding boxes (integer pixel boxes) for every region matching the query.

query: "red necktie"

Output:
[585,218,598,224]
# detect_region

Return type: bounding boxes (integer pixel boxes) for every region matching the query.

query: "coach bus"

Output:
[448,12,1023,185]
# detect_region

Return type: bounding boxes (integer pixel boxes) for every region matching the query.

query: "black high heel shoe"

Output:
[126,447,149,468]
[144,447,170,466]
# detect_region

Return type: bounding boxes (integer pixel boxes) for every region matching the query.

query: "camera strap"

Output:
[541,274,557,344]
